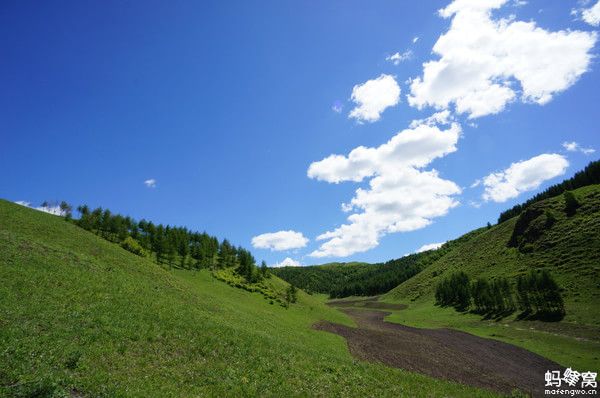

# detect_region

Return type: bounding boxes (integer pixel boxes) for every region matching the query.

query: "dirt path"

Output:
[316,299,563,397]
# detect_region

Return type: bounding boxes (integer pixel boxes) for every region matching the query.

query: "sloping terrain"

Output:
[384,184,600,326]
[0,200,496,397]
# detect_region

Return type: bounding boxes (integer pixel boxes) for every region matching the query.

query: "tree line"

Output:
[75,205,268,282]
[435,270,565,319]
[498,160,600,224]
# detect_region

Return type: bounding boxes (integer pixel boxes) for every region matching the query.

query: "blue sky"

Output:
[1,0,599,266]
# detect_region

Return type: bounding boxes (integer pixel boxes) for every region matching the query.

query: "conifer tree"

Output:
[563,191,580,216]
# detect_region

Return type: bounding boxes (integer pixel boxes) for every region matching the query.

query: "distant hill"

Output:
[0,200,490,397]
[272,243,466,298]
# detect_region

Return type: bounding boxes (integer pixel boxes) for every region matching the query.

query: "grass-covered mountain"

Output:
[384,184,600,325]
[379,184,600,371]
[0,200,495,397]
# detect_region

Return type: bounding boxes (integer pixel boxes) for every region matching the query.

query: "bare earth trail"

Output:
[315,298,562,397]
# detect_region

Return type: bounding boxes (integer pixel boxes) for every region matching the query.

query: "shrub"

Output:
[120,236,148,257]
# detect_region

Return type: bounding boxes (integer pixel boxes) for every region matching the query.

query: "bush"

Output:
[120,236,148,257]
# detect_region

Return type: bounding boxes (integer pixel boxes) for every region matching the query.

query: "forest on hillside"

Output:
[273,245,457,298]
[71,205,267,283]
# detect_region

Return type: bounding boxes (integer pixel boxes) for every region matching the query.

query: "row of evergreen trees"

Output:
[498,160,599,223]
[435,270,565,319]
[74,205,267,282]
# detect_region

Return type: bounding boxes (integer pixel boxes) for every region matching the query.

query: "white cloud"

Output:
[470,179,481,188]
[481,153,569,202]
[271,257,303,268]
[308,119,462,258]
[409,110,453,128]
[416,242,446,253]
[144,179,157,188]
[308,121,461,184]
[14,201,66,216]
[562,141,579,151]
[408,0,597,118]
[332,100,343,113]
[386,50,413,65]
[251,230,309,251]
[468,200,482,208]
[562,141,596,155]
[582,1,600,26]
[348,74,401,123]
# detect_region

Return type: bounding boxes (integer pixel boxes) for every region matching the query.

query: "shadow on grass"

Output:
[516,310,565,322]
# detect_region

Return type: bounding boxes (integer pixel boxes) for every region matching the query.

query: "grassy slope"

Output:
[382,185,600,370]
[0,200,497,398]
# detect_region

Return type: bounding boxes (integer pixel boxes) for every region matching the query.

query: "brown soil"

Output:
[327,296,408,311]
[317,299,564,397]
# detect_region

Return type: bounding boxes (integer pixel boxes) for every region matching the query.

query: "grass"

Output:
[0,200,500,397]
[381,185,600,372]
[384,185,600,325]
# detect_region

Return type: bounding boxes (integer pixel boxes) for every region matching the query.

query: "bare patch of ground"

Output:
[318,299,564,397]
[327,296,407,311]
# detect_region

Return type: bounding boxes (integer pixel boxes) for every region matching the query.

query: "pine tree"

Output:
[260,261,269,278]
[286,285,297,304]
[516,275,532,313]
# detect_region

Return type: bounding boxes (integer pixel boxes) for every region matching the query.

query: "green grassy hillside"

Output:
[385,185,600,323]
[0,200,496,397]
[382,185,600,370]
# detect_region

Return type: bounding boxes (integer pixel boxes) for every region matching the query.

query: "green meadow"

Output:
[0,200,499,397]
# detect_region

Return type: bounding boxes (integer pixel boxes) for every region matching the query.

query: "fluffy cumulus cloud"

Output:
[481,153,569,202]
[144,179,157,188]
[308,121,461,184]
[582,1,600,26]
[562,141,596,155]
[416,242,446,253]
[271,257,303,268]
[308,119,462,258]
[251,230,309,251]
[407,0,597,118]
[348,74,401,123]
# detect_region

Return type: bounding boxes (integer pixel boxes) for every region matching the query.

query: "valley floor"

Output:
[321,297,600,398]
